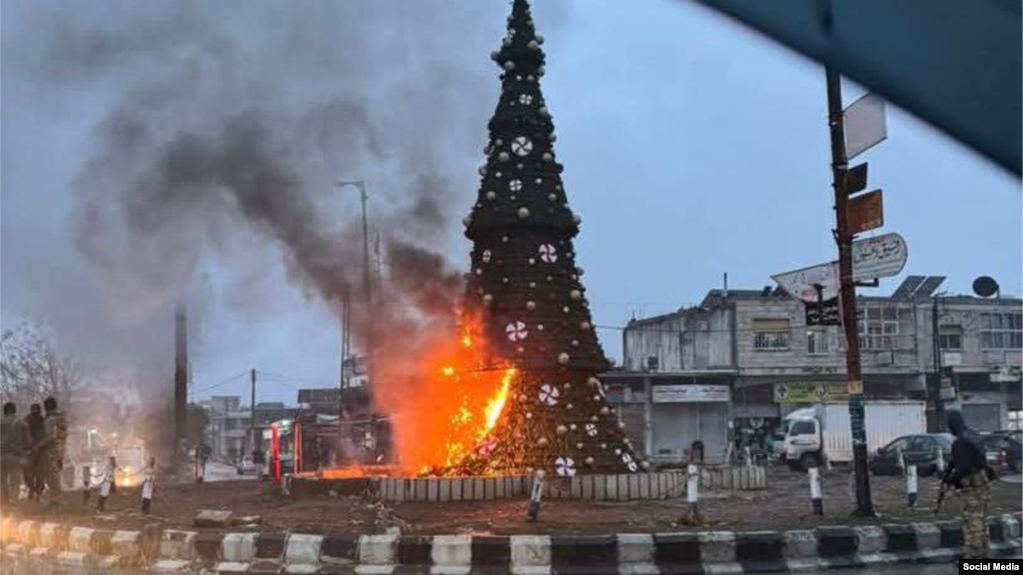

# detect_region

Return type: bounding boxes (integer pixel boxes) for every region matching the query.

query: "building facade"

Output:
[199,396,301,462]
[605,277,1022,465]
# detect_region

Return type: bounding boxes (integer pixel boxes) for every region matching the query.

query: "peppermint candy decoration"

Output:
[622,452,638,472]
[511,136,534,156]
[538,243,558,263]
[481,249,492,263]
[509,179,523,192]
[506,321,528,342]
[585,423,599,437]
[594,380,606,399]
[538,383,560,406]
[518,93,533,105]
[555,456,576,477]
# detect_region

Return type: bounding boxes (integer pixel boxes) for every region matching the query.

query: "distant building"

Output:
[604,276,1022,465]
[199,396,300,461]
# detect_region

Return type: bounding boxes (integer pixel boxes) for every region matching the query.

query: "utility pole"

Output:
[173,298,188,461]
[249,368,256,457]
[930,294,949,432]
[826,66,874,516]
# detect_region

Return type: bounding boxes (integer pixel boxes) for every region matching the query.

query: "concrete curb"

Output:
[0,511,1018,573]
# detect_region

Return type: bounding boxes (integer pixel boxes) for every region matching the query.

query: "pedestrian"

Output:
[35,396,68,512]
[141,456,156,515]
[942,410,996,559]
[0,402,26,509]
[22,404,44,501]
[97,456,120,512]
[252,447,266,481]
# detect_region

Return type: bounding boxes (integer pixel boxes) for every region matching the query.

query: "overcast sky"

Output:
[2,0,1019,406]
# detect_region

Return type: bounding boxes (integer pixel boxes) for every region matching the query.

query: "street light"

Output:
[335,180,374,389]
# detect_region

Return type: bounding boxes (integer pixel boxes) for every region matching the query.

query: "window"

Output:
[939,325,963,350]
[753,318,790,351]
[789,420,816,436]
[981,312,1023,349]
[858,306,900,350]
[807,329,830,355]
[1009,410,1023,432]
[646,356,660,371]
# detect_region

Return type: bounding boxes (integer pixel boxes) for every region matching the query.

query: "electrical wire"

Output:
[192,371,249,395]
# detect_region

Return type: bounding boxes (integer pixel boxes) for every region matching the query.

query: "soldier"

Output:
[35,397,68,512]
[942,410,995,559]
[22,404,45,501]
[0,402,26,508]
[140,456,156,515]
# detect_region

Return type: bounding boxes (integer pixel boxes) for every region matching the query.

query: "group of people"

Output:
[0,397,68,511]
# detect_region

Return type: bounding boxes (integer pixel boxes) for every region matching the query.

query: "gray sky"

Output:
[2,0,1019,405]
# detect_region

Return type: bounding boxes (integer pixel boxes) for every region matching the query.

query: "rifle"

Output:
[935,479,949,514]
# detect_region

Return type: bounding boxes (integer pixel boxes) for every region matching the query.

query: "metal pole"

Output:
[173,299,188,460]
[930,296,944,432]
[826,66,874,516]
[337,180,374,384]
[249,368,256,458]
[358,183,374,383]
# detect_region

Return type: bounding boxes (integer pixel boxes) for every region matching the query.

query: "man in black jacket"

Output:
[942,410,992,558]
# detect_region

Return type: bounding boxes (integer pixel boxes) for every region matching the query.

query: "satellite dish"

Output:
[973,276,999,298]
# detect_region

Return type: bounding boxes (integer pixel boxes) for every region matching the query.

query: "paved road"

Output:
[203,460,256,482]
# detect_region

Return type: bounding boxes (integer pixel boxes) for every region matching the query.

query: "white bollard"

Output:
[686,464,701,523]
[744,446,753,468]
[906,465,918,507]
[896,447,906,475]
[936,449,946,474]
[526,470,545,522]
[809,467,823,516]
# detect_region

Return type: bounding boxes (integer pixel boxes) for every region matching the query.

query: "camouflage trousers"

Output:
[961,482,990,559]
[44,456,62,508]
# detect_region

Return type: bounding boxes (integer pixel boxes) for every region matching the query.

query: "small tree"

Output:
[0,320,83,405]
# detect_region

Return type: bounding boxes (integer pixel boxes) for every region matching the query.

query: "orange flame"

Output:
[374,313,516,475]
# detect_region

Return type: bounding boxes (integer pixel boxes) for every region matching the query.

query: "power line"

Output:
[192,371,249,395]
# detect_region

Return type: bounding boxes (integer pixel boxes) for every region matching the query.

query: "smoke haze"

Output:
[0,0,568,408]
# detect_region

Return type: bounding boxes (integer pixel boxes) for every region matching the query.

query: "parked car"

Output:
[868,433,953,476]
[979,432,1022,474]
[236,456,256,476]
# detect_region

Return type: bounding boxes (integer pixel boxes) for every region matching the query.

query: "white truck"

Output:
[782,400,926,470]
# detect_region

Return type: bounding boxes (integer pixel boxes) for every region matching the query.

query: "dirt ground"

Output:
[8,466,1022,535]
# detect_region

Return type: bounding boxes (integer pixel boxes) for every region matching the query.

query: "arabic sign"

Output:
[847,190,884,234]
[851,233,907,280]
[772,263,839,303]
[805,297,841,326]
[844,93,887,159]
[774,382,849,404]
[652,385,730,403]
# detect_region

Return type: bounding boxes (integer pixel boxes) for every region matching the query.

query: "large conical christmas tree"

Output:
[459,0,643,477]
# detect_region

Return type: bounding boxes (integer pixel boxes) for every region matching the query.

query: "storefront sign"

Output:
[652,384,730,403]
[773,382,850,403]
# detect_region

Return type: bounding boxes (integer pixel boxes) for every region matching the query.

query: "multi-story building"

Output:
[603,276,1022,465]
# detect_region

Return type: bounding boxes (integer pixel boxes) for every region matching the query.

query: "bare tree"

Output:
[0,320,83,404]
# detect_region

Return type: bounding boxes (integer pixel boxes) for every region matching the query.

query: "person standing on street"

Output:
[35,397,68,512]
[942,410,995,559]
[0,402,27,508]
[22,404,45,501]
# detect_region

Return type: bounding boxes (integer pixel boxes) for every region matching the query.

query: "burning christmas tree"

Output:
[453,0,644,477]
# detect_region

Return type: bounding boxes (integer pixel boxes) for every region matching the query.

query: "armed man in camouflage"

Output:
[0,402,27,508]
[35,396,68,512]
[942,410,994,559]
